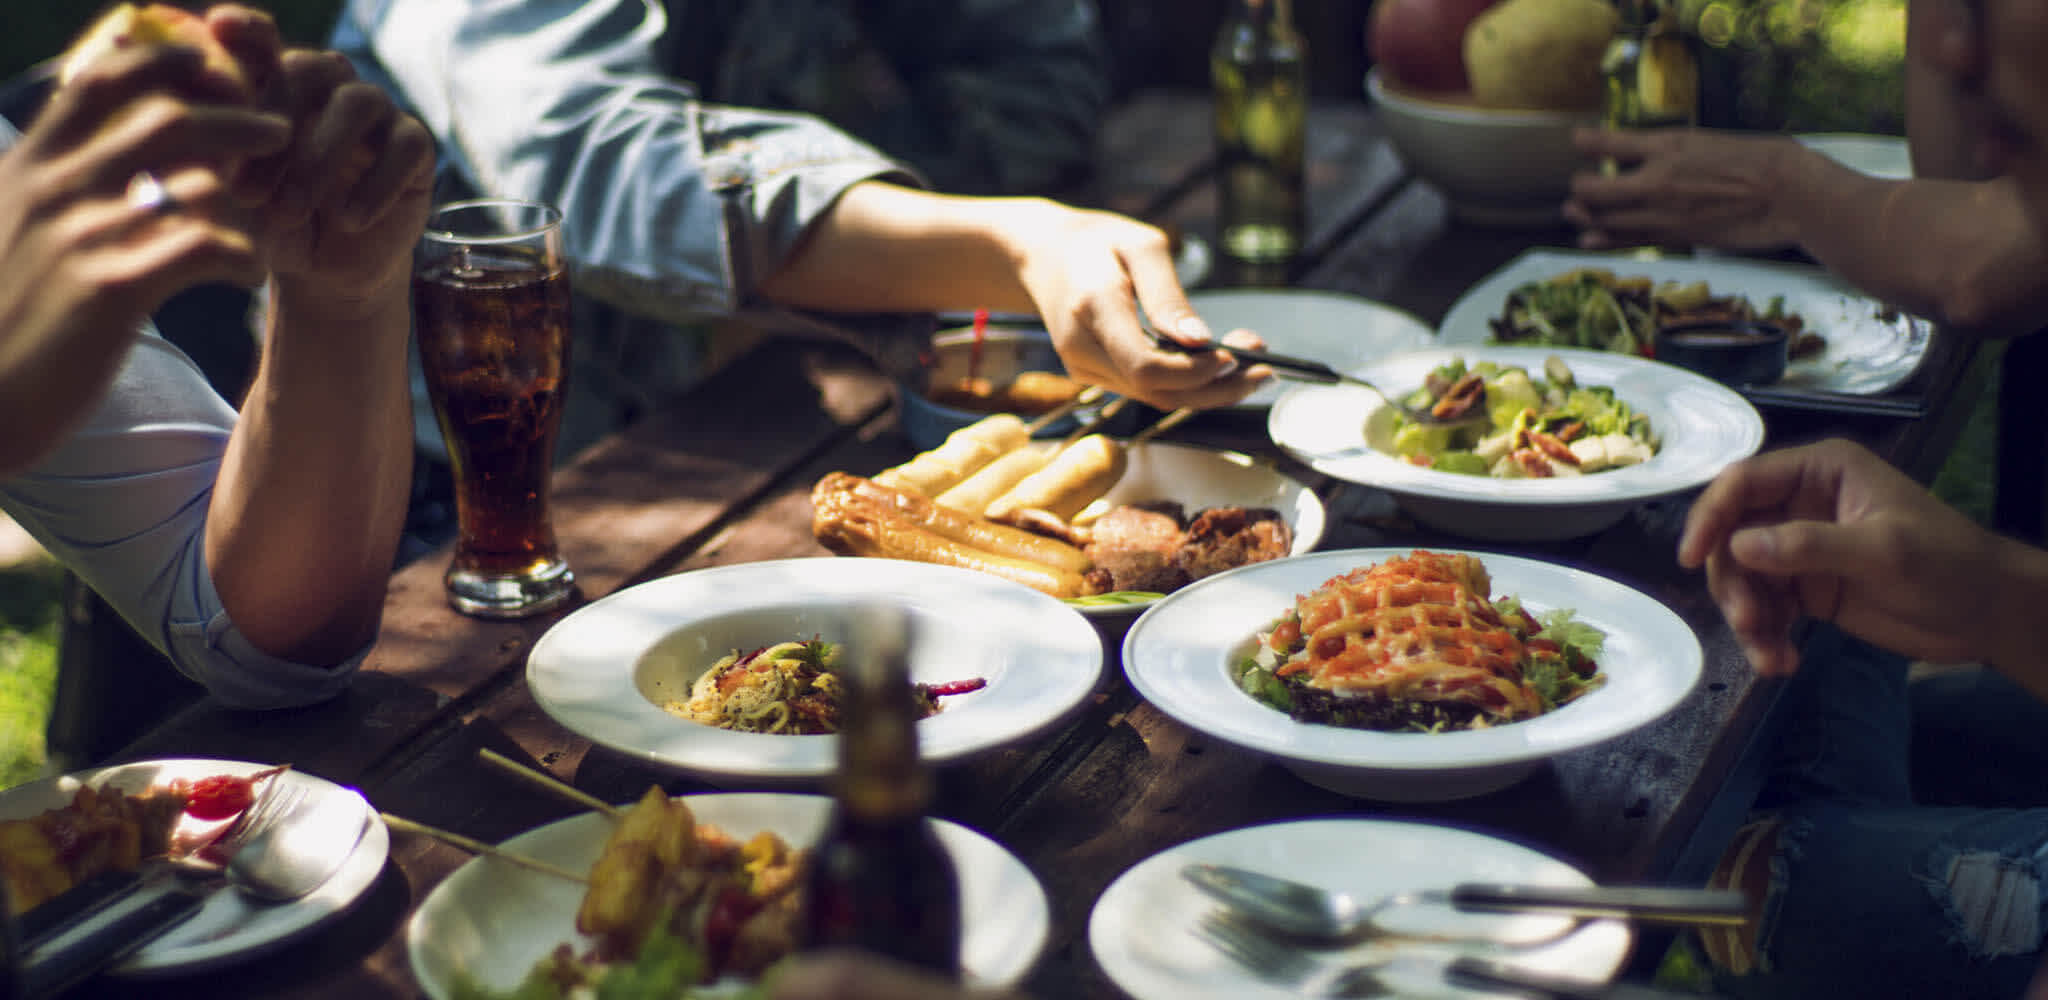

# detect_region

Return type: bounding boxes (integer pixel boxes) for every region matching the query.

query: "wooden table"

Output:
[81,92,1982,999]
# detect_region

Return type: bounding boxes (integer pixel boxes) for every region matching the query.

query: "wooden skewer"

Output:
[476,748,625,821]
[1023,384,1106,435]
[1061,395,1131,448]
[1131,406,1197,446]
[380,812,589,885]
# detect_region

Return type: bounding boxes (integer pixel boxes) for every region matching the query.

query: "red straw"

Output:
[969,308,989,379]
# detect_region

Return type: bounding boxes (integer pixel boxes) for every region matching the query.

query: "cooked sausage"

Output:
[812,481,1093,598]
[934,442,1055,516]
[873,414,1029,497]
[984,434,1127,523]
[817,473,1093,573]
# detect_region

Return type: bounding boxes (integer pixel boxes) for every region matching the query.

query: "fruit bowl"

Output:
[1367,67,1600,227]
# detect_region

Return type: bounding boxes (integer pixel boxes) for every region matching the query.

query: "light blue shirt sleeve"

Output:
[337,0,928,357]
[0,122,366,711]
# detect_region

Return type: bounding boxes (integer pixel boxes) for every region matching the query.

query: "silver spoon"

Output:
[1182,863,1749,942]
[1142,324,1489,427]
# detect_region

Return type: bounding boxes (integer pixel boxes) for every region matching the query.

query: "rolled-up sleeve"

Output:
[345,0,919,324]
[0,334,364,710]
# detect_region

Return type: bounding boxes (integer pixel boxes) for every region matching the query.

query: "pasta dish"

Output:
[1234,551,1605,731]
[665,639,985,735]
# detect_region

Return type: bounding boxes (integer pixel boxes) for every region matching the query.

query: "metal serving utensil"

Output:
[1141,323,1488,427]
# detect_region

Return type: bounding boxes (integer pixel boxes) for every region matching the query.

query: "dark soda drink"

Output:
[414,251,573,583]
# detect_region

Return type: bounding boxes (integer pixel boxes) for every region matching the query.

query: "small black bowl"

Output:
[1655,318,1790,387]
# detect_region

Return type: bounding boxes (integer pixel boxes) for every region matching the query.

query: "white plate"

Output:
[1266,345,1763,541]
[0,758,387,976]
[1122,548,1702,801]
[1091,817,1632,1000]
[1796,132,1912,180]
[408,792,1048,997]
[1070,441,1326,621]
[527,558,1102,785]
[1189,289,1436,409]
[1439,248,1934,396]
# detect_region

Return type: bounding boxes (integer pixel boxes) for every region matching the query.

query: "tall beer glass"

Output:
[413,199,576,618]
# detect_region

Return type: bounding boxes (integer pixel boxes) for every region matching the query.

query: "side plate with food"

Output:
[1438,248,1933,397]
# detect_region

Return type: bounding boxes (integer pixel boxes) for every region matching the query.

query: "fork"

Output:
[1195,910,1399,997]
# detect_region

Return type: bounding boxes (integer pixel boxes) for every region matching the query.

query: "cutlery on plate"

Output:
[1183,862,1750,942]
[1141,324,1489,427]
[22,780,368,997]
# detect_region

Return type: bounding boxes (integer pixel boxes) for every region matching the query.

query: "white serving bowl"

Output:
[1266,345,1763,542]
[1367,68,1601,227]
[527,558,1103,786]
[1122,548,1702,801]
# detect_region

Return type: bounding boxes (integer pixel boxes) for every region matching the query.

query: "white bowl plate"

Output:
[527,558,1104,785]
[1796,132,1912,180]
[408,792,1048,997]
[1266,345,1763,541]
[1091,816,1632,1000]
[0,758,386,976]
[1440,248,1933,396]
[1121,548,1702,801]
[1366,68,1602,227]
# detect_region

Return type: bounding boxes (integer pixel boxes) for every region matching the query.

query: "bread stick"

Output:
[874,414,1029,497]
[934,442,1056,516]
[984,434,1127,523]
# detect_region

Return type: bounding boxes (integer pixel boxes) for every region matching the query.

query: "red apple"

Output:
[1367,0,1502,94]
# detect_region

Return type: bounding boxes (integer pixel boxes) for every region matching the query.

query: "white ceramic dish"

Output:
[1091,817,1632,1000]
[1440,248,1934,396]
[1796,132,1912,180]
[1266,345,1762,541]
[1366,68,1602,228]
[0,758,387,976]
[1187,288,1435,409]
[408,792,1048,998]
[1068,440,1326,620]
[526,558,1102,785]
[1122,548,1702,801]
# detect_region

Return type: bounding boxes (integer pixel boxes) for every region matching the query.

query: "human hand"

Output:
[1563,128,1812,252]
[766,951,1032,1000]
[1006,203,1271,411]
[219,7,434,307]
[1677,438,2004,675]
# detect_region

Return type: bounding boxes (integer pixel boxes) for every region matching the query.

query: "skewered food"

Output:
[812,472,1098,599]
[933,443,1055,516]
[873,414,1028,498]
[1234,550,1605,731]
[983,434,1128,523]
[0,784,189,914]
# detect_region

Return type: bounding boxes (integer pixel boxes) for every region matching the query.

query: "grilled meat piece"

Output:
[1082,501,1190,593]
[1175,506,1291,581]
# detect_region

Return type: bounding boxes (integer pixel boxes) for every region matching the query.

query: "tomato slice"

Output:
[183,774,255,821]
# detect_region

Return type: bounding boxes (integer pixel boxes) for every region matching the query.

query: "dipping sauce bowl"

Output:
[1655,318,1790,387]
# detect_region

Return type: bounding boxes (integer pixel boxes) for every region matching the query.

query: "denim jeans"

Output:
[1717,625,2048,1000]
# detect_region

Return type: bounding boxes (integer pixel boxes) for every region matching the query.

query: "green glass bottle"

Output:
[1601,0,1698,133]
[1211,0,1307,285]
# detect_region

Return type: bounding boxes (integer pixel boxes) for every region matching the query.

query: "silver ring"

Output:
[126,171,177,214]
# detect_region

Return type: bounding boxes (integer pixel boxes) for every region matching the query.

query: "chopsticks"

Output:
[1025,384,1106,435]
[379,812,588,884]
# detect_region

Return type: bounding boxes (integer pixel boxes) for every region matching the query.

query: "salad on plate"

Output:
[1389,355,1658,478]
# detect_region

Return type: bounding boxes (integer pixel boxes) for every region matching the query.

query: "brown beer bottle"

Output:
[798,607,962,975]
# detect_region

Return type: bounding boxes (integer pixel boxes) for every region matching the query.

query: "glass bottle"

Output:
[1601,0,1699,134]
[1211,0,1307,285]
[798,606,962,975]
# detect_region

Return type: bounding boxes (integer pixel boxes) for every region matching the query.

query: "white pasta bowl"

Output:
[527,558,1103,786]
[1266,345,1764,541]
[1121,548,1702,801]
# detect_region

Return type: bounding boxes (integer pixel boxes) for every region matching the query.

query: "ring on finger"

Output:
[126,170,180,215]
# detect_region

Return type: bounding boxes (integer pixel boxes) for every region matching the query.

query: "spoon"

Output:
[1183,863,1749,942]
[1142,325,1489,427]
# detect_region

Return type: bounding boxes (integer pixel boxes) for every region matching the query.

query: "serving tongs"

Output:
[1142,323,1488,428]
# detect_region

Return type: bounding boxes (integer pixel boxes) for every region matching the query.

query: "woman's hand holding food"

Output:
[1678,438,2048,685]
[0,15,290,473]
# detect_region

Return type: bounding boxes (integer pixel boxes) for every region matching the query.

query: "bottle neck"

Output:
[831,608,931,823]
[1238,0,1292,28]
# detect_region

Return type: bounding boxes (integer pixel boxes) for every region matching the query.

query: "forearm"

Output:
[1984,537,2048,704]
[205,277,413,663]
[758,182,1051,314]
[0,306,137,475]
[1786,160,2048,336]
